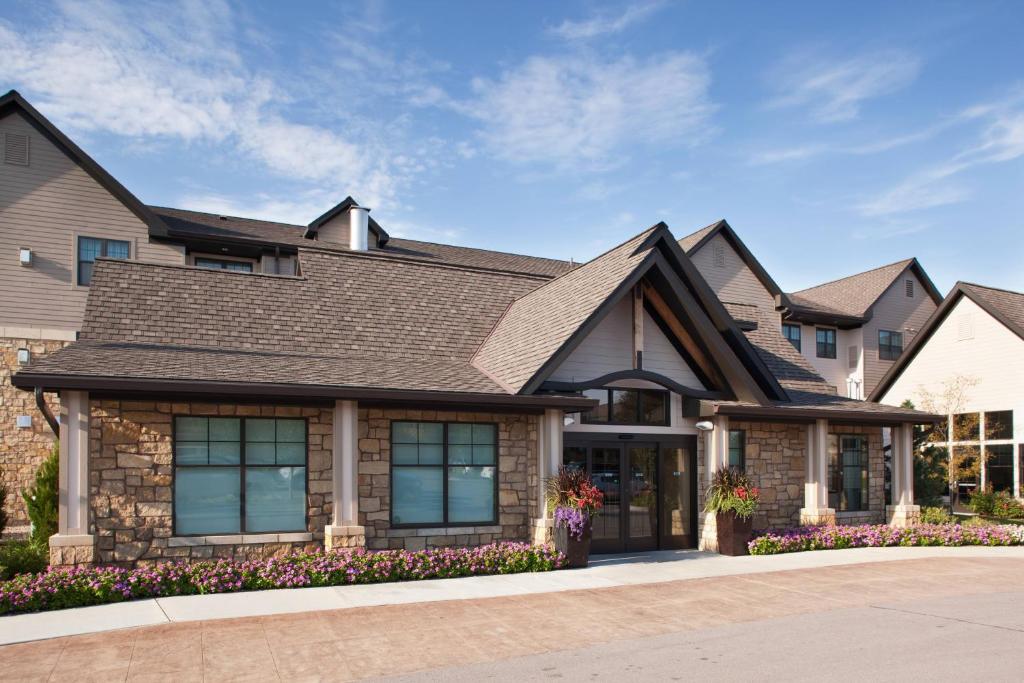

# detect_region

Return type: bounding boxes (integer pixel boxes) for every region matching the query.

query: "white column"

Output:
[800,418,835,525]
[887,423,920,526]
[57,390,90,536]
[332,399,359,526]
[536,408,563,519]
[704,415,729,484]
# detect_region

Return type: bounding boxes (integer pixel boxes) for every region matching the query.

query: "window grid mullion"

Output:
[239,417,247,534]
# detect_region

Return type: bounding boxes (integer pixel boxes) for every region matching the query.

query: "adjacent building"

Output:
[872,283,1024,498]
[3,90,936,567]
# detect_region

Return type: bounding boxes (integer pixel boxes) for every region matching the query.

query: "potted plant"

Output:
[704,468,760,556]
[545,466,604,567]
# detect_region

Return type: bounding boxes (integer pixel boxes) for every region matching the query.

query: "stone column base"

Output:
[698,512,718,552]
[49,534,96,566]
[324,525,366,551]
[799,508,836,526]
[531,518,553,545]
[886,505,921,527]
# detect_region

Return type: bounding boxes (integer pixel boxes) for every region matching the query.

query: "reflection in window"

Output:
[953,413,980,441]
[828,435,868,512]
[985,445,1014,493]
[582,388,669,426]
[985,411,1014,441]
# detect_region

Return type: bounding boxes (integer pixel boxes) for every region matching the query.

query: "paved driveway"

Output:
[2,557,1023,681]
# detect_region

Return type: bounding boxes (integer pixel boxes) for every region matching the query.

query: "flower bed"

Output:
[0,542,564,615]
[748,523,1024,555]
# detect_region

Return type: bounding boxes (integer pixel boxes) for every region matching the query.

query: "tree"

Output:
[22,445,59,548]
[902,400,948,506]
[911,375,981,510]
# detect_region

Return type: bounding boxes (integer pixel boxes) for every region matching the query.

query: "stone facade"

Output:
[696,421,885,546]
[85,401,333,565]
[0,335,68,529]
[357,408,539,551]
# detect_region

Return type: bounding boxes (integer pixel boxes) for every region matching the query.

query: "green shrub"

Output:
[22,446,58,547]
[920,506,955,525]
[969,488,996,516]
[0,540,48,580]
[914,444,948,506]
[990,492,1024,519]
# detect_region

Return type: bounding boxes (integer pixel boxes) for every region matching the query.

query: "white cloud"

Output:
[857,89,1024,217]
[0,0,421,210]
[459,52,716,170]
[548,1,665,40]
[767,49,921,122]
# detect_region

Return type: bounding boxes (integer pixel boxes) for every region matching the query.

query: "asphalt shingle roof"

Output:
[677,221,722,253]
[473,227,658,393]
[959,282,1024,338]
[150,206,575,278]
[788,259,915,318]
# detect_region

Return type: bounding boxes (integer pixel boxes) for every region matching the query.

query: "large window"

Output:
[728,430,745,470]
[816,328,837,359]
[77,236,129,285]
[878,330,903,361]
[953,413,980,441]
[581,388,669,426]
[195,257,254,272]
[985,445,1014,493]
[173,416,307,535]
[828,435,868,512]
[782,323,801,352]
[391,421,497,526]
[985,411,1014,440]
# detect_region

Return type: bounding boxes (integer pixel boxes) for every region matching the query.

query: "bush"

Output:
[0,542,565,615]
[920,506,955,525]
[990,492,1024,519]
[747,523,1023,555]
[0,540,49,580]
[914,444,948,506]
[22,446,58,547]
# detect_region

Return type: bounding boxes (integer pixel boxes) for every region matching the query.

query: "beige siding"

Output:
[688,233,776,315]
[0,111,184,331]
[862,270,938,395]
[316,211,379,248]
[881,296,1024,440]
[549,295,705,389]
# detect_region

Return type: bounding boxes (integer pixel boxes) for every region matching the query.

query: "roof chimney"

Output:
[349,205,370,251]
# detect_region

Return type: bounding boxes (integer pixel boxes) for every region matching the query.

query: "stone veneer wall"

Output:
[696,421,885,541]
[0,336,68,529]
[88,401,332,565]
[358,408,539,551]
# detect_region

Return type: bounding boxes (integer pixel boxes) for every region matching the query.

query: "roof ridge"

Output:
[958,280,1024,297]
[299,246,554,282]
[792,257,914,295]
[390,235,570,266]
[149,205,305,229]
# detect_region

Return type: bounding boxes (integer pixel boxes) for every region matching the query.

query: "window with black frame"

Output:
[173,416,307,535]
[782,323,801,351]
[878,330,903,361]
[816,328,836,359]
[827,434,868,511]
[728,430,745,470]
[390,421,497,526]
[984,411,1013,440]
[195,257,254,272]
[581,388,669,426]
[985,445,1014,493]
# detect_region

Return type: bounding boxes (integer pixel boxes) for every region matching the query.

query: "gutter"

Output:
[35,386,60,436]
[12,372,597,412]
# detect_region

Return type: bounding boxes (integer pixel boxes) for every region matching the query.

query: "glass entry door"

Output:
[564,438,695,554]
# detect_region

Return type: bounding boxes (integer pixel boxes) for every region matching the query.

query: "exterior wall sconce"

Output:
[19,247,32,266]
[16,415,33,429]
[17,348,30,364]
[695,420,715,431]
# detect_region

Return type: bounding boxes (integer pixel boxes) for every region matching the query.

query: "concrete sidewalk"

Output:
[3,545,1023,645]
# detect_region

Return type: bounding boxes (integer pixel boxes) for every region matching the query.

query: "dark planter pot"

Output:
[554,522,592,568]
[716,511,753,556]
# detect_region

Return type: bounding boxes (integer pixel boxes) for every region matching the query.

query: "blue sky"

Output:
[2,1,1023,292]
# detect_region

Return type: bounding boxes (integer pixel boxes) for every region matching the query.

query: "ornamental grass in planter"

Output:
[705,469,760,556]
[546,466,604,568]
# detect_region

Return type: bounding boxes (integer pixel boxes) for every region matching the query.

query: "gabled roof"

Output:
[677,219,786,301]
[787,257,942,325]
[0,89,171,237]
[304,196,390,245]
[869,281,1024,402]
[473,224,787,403]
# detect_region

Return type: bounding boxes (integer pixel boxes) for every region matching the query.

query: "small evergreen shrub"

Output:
[0,541,49,580]
[22,446,58,547]
[919,507,955,525]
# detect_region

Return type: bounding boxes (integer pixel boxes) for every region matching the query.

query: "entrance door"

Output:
[564,438,696,554]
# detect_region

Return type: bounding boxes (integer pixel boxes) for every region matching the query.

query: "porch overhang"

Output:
[702,401,943,425]
[12,372,597,413]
